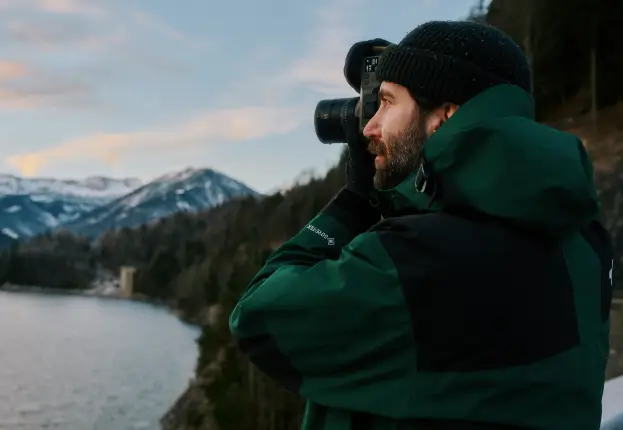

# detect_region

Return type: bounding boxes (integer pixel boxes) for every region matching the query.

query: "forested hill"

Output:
[98,152,346,321]
[485,0,623,119]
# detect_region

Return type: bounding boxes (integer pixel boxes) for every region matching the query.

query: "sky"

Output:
[0,0,483,193]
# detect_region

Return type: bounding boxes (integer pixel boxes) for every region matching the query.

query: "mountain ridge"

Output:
[0,174,142,202]
[62,167,260,237]
[0,175,141,242]
[0,167,259,244]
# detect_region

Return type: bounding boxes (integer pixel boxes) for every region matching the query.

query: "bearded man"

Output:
[230,20,613,430]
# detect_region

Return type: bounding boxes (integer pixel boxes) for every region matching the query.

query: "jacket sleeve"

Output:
[229,189,420,414]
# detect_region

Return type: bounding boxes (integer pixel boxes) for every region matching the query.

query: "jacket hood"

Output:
[373,84,600,237]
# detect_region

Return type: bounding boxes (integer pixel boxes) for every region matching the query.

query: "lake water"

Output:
[0,291,200,430]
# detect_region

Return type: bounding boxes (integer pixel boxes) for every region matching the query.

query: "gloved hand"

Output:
[343,99,376,199]
[333,103,383,231]
[326,107,381,232]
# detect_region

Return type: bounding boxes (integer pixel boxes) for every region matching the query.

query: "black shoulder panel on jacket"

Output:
[375,213,580,373]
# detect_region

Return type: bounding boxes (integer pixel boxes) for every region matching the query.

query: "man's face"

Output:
[362,82,433,190]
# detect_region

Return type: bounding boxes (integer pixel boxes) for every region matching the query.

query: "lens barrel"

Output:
[314,97,358,144]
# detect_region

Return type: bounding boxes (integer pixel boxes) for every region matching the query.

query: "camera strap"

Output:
[414,161,429,193]
[414,159,438,207]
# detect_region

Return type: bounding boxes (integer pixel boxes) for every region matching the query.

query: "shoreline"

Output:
[0,283,201,327]
[1,283,100,296]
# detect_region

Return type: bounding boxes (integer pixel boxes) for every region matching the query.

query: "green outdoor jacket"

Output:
[229,84,614,430]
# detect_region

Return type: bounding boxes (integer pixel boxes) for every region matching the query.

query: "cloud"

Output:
[7,106,306,176]
[4,19,183,78]
[7,19,85,45]
[130,10,184,41]
[36,0,103,15]
[219,0,360,119]
[0,8,189,103]
[0,80,92,110]
[227,0,359,108]
[0,60,96,110]
[279,0,360,96]
[5,19,122,50]
[3,5,188,48]
[4,0,358,175]
[126,10,211,56]
[2,5,195,77]
[0,61,29,81]
[0,0,105,16]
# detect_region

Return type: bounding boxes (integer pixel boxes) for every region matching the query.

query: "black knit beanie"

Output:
[377,20,532,105]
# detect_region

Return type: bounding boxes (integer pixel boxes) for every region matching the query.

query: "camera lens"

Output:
[314,97,358,144]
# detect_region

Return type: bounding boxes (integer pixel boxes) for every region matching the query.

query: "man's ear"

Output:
[427,103,460,136]
[444,103,460,120]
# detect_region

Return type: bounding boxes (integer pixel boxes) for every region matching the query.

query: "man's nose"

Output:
[363,111,380,138]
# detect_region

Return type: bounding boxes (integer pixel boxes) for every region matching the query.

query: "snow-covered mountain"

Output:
[60,168,260,238]
[0,175,142,242]
[0,175,141,202]
[0,168,259,244]
[0,228,17,247]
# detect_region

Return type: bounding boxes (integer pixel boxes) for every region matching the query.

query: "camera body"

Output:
[314,52,382,144]
[359,55,381,132]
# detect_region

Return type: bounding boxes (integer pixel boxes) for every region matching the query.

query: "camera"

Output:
[314,52,383,144]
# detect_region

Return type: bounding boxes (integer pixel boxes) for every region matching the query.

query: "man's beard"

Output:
[368,115,428,190]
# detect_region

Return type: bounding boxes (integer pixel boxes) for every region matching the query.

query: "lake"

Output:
[0,291,200,430]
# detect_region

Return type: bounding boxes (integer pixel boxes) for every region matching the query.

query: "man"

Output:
[229,20,614,429]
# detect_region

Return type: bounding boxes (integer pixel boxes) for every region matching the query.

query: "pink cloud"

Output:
[0,61,29,81]
[6,20,122,50]
[6,106,306,176]
[36,0,104,16]
[0,59,96,110]
[0,0,104,16]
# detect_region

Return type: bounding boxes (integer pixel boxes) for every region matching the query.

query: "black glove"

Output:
[344,99,375,199]
[327,116,381,232]
[333,113,382,231]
